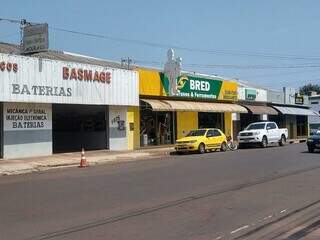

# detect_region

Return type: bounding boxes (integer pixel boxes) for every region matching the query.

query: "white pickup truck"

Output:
[237,121,288,148]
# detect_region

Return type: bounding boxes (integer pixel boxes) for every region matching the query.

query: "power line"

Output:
[0,32,19,39]
[134,59,320,70]
[235,68,320,79]
[3,18,320,62]
[50,26,320,61]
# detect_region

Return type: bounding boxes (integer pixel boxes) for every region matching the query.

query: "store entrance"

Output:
[198,112,225,132]
[140,107,175,147]
[52,104,108,153]
[239,113,260,131]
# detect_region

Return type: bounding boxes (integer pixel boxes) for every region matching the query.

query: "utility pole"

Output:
[121,57,133,70]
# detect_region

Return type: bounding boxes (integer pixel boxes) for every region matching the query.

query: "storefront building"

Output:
[134,68,247,148]
[267,88,317,139]
[235,83,318,139]
[0,52,139,158]
[235,84,278,136]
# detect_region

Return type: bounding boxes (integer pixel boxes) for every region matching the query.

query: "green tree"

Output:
[299,84,320,95]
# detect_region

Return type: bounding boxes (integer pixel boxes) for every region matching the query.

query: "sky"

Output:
[1,0,320,90]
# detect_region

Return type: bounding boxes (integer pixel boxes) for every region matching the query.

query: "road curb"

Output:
[0,151,171,176]
[289,139,307,144]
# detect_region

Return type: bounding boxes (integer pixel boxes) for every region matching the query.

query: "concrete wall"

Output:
[308,96,320,127]
[127,106,140,150]
[3,102,52,159]
[176,111,198,139]
[238,87,267,102]
[109,106,128,150]
[224,112,233,138]
[267,89,284,104]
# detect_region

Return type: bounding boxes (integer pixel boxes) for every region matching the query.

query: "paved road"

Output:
[0,143,320,240]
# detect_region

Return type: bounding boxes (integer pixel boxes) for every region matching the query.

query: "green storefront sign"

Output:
[245,89,257,101]
[160,73,237,100]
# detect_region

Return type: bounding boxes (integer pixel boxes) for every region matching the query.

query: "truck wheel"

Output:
[308,146,315,153]
[220,142,227,152]
[198,143,206,154]
[261,136,268,148]
[279,135,286,146]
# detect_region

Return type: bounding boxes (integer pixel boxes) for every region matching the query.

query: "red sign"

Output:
[62,67,111,84]
[0,61,18,73]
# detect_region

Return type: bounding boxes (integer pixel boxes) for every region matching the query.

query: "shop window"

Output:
[140,102,175,146]
[239,113,260,131]
[297,115,307,136]
[198,112,224,131]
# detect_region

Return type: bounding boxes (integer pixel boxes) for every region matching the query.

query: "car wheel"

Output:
[198,143,206,154]
[261,136,268,148]
[279,135,286,146]
[308,146,315,153]
[220,142,227,152]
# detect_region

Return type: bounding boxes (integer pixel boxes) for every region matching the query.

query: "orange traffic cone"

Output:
[79,148,88,167]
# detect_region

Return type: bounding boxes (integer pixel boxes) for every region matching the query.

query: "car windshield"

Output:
[186,129,207,137]
[246,123,266,130]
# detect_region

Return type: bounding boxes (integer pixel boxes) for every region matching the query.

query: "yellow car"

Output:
[175,128,227,154]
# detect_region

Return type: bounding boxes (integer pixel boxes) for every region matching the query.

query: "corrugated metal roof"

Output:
[272,106,318,116]
[0,42,21,54]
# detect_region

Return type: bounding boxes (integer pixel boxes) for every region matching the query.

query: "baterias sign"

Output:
[0,53,139,106]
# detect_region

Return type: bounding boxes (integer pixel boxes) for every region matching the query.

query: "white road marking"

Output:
[280,209,287,214]
[263,215,273,220]
[230,225,249,234]
[214,236,223,240]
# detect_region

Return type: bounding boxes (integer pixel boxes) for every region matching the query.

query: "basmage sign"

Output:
[0,53,139,106]
[160,74,238,101]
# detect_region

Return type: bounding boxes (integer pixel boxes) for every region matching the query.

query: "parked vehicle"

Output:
[237,121,288,148]
[175,128,227,154]
[307,131,320,153]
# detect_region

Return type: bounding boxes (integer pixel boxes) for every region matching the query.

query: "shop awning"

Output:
[141,99,172,111]
[272,106,318,116]
[141,99,248,113]
[242,105,278,115]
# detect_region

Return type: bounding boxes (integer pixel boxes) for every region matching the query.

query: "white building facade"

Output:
[0,53,139,158]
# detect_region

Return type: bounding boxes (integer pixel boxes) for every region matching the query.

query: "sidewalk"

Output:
[0,147,173,176]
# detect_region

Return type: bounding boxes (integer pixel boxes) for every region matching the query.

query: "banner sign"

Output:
[161,74,238,101]
[22,23,49,54]
[245,89,257,101]
[3,103,52,131]
[0,53,139,106]
[295,93,304,105]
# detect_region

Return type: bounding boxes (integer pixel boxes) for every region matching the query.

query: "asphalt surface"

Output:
[0,143,320,240]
